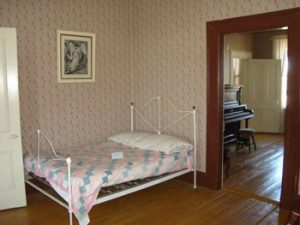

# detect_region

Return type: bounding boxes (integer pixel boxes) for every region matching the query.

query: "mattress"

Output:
[24,140,193,225]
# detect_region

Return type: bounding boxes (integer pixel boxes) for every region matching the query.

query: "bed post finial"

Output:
[66,157,72,164]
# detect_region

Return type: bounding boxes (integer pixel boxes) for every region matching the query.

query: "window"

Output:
[273,35,288,108]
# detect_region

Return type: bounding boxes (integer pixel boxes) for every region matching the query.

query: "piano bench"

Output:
[236,128,257,153]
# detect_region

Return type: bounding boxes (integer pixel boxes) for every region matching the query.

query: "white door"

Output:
[0,28,26,210]
[240,59,282,133]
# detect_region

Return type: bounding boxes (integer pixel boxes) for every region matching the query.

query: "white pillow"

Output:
[134,134,193,154]
[108,132,151,146]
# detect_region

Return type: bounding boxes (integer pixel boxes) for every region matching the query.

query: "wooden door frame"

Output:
[206,8,300,210]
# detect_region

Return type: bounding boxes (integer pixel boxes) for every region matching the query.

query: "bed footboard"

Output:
[24,130,74,225]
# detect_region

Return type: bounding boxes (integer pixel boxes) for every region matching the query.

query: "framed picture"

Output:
[57,30,95,83]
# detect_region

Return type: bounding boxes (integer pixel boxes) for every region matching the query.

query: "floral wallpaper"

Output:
[131,0,300,171]
[0,0,132,148]
[1,0,300,172]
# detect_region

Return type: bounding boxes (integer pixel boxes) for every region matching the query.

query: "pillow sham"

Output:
[108,131,151,146]
[134,134,193,154]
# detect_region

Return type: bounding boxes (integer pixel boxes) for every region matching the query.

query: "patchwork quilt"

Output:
[24,141,193,225]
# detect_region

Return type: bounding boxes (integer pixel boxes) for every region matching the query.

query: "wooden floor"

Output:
[0,179,289,225]
[223,133,284,202]
[0,134,287,224]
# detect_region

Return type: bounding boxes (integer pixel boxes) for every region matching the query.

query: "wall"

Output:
[224,33,253,84]
[131,0,300,171]
[1,0,300,173]
[0,0,132,148]
[253,30,288,59]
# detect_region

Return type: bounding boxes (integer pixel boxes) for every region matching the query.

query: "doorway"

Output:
[222,30,287,203]
[206,8,300,210]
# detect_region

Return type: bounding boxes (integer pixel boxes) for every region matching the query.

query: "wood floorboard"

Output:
[224,134,283,202]
[0,179,290,225]
[0,134,287,224]
[258,208,290,225]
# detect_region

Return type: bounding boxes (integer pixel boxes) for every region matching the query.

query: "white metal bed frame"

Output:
[25,96,197,225]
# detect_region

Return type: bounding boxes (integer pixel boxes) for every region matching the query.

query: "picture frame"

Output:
[57,30,95,83]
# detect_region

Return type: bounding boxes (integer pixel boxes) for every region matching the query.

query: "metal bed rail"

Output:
[24,96,197,225]
[24,130,73,225]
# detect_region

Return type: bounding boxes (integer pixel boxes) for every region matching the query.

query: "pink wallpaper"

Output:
[0,0,132,148]
[1,0,300,172]
[131,0,300,171]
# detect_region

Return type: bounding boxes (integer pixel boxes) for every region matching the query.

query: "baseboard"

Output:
[179,171,213,188]
[25,179,50,195]
[26,183,39,195]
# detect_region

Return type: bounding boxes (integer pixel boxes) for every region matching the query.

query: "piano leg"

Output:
[245,119,249,128]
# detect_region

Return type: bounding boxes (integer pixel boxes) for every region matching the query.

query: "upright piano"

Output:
[224,85,254,145]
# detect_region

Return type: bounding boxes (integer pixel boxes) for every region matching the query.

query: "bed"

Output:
[24,96,197,225]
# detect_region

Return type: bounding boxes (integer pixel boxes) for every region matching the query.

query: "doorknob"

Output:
[10,133,19,139]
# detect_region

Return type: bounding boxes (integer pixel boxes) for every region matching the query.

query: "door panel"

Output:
[241,59,281,133]
[0,151,14,190]
[0,28,26,210]
[0,38,9,132]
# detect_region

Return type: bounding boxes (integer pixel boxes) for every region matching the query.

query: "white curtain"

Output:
[273,35,288,109]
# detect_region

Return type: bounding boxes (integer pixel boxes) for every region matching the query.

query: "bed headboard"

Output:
[130,96,197,185]
[130,96,196,153]
[130,96,196,134]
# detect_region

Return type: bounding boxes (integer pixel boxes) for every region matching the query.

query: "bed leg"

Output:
[69,210,73,225]
[66,157,73,225]
[193,169,197,189]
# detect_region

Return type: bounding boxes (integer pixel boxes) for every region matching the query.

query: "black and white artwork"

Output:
[64,40,88,74]
[57,30,95,83]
